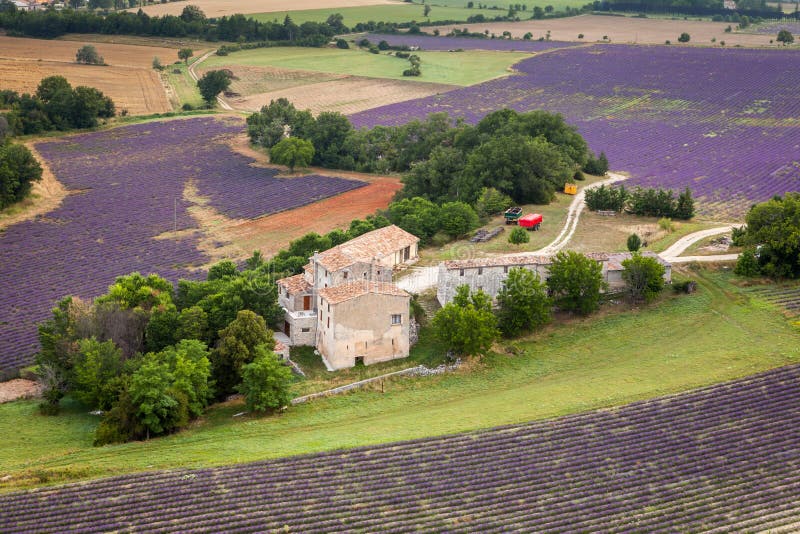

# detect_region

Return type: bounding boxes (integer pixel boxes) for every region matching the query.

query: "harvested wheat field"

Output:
[130,0,398,18]
[210,65,457,114]
[432,14,778,47]
[1,60,171,115]
[0,35,178,68]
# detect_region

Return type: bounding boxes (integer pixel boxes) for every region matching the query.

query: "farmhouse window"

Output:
[403,246,410,261]
[327,317,330,328]
[504,266,508,274]
[478,267,483,275]
[343,271,349,279]
[301,327,310,333]
[327,303,330,312]
[460,269,464,276]
[391,314,402,325]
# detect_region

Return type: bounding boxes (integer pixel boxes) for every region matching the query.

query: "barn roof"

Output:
[319,281,409,305]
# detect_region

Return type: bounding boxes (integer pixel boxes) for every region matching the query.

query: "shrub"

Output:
[734,249,760,277]
[432,286,499,356]
[475,187,514,217]
[584,184,627,212]
[658,217,674,233]
[546,251,606,315]
[335,38,349,49]
[627,233,642,252]
[621,253,666,303]
[496,267,551,336]
[678,32,690,43]
[508,226,529,245]
[238,345,293,412]
[152,56,163,70]
[583,151,609,175]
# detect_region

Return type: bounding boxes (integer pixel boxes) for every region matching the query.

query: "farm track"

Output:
[2,364,799,532]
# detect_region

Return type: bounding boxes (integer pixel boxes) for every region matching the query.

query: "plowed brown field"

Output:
[1,60,171,115]
[0,35,178,68]
[129,0,397,18]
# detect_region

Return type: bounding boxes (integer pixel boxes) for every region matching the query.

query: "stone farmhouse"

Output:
[437,251,672,305]
[276,225,419,370]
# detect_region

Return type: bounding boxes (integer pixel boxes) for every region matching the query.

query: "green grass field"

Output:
[163,62,205,109]
[201,46,531,86]
[427,0,589,10]
[2,268,797,491]
[251,4,508,26]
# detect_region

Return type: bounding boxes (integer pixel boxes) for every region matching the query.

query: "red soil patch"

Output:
[227,174,402,256]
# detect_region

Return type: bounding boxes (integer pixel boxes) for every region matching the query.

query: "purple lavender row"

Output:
[0,117,365,374]
[368,33,580,52]
[1,364,798,532]
[350,44,800,216]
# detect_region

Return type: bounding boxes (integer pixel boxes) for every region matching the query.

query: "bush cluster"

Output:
[1,76,114,135]
[585,185,695,219]
[734,193,800,279]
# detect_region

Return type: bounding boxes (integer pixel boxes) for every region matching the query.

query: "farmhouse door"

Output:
[303,295,311,310]
[284,321,290,336]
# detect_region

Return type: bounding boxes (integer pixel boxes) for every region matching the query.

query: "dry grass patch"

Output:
[432,14,779,47]
[224,70,457,115]
[129,0,398,18]
[0,60,171,115]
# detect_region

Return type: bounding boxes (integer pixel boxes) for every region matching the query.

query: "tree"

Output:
[496,267,551,336]
[546,251,606,315]
[152,57,163,70]
[583,151,609,175]
[69,86,115,128]
[735,193,800,278]
[627,233,642,252]
[675,187,695,220]
[270,137,314,172]
[439,201,479,237]
[0,142,43,209]
[75,45,104,65]
[777,29,794,44]
[197,70,231,106]
[432,286,499,356]
[238,345,293,412]
[508,226,529,245]
[678,32,691,43]
[212,310,274,397]
[424,3,431,16]
[384,197,441,242]
[70,337,124,409]
[180,5,206,23]
[128,354,184,438]
[36,76,71,103]
[178,48,194,64]
[621,253,666,303]
[734,249,760,277]
[160,339,213,418]
[475,187,513,217]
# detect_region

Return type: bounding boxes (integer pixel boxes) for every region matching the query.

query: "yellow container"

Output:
[564,183,578,195]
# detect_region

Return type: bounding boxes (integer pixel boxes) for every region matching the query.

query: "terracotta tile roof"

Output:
[276,273,311,294]
[319,281,409,305]
[314,225,418,272]
[443,255,552,270]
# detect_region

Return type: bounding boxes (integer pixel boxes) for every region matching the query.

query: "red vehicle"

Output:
[519,213,543,231]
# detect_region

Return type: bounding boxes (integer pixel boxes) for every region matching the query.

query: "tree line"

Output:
[248,101,608,207]
[734,193,800,279]
[0,4,342,43]
[585,184,695,220]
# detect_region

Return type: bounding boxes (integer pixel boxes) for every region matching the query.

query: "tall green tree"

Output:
[197,70,231,106]
[496,267,552,336]
[212,310,274,397]
[439,201,479,237]
[546,251,606,315]
[270,137,314,172]
[75,44,104,65]
[128,355,183,438]
[736,193,800,278]
[178,48,194,64]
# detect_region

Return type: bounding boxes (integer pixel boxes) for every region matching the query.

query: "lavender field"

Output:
[369,33,579,52]
[0,117,365,375]
[352,44,800,217]
[2,364,799,532]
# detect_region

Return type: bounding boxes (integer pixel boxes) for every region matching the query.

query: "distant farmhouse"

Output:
[277,225,419,370]
[438,251,672,305]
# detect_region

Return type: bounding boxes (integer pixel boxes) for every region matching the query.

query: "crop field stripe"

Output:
[350,43,800,218]
[1,364,799,532]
